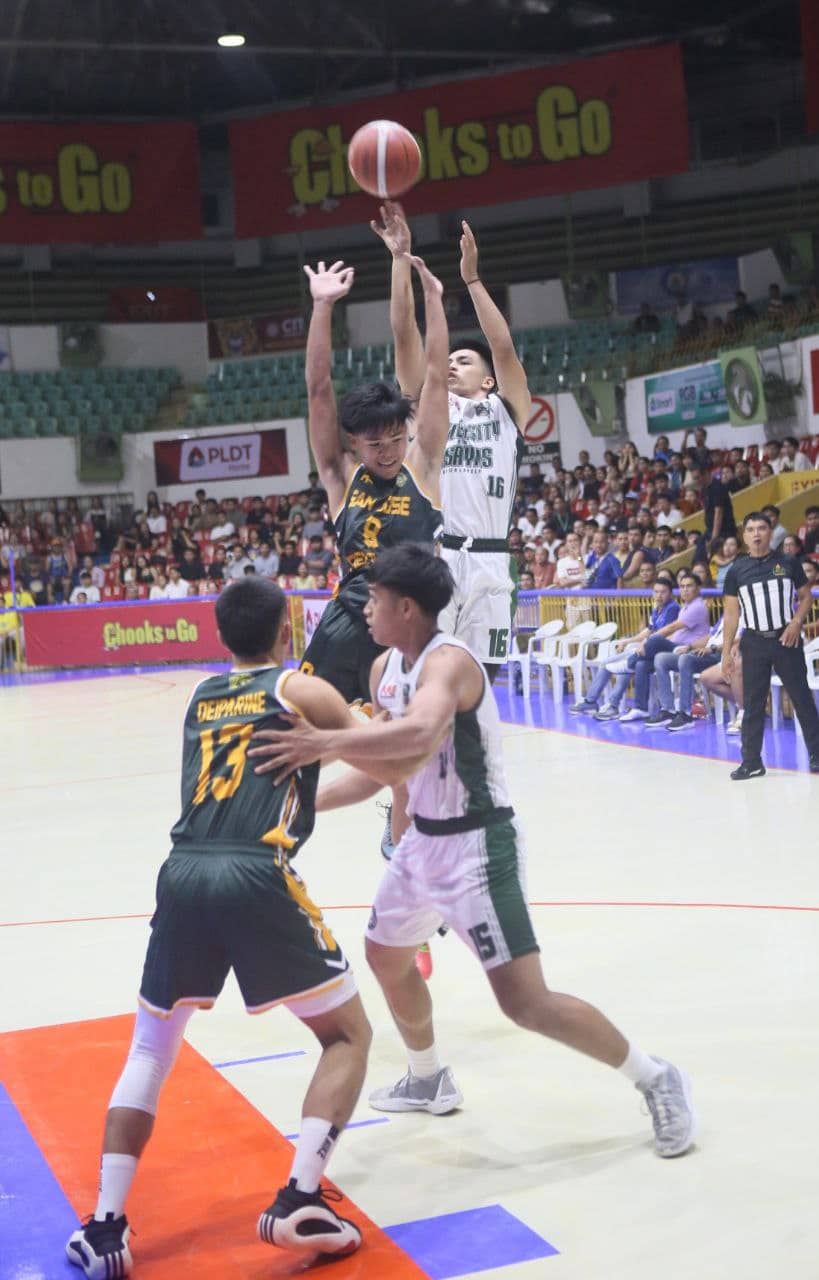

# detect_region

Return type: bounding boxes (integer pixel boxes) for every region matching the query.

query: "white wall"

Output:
[0,419,311,503]
[509,281,570,330]
[9,326,60,371]
[739,249,787,303]
[345,299,391,348]
[99,323,209,384]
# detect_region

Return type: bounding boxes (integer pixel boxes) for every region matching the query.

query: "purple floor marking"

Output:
[385,1204,559,1279]
[495,681,815,773]
[212,1049,306,1069]
[0,1082,78,1278]
[283,1117,391,1140]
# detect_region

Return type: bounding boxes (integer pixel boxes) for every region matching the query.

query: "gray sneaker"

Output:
[594,704,620,721]
[637,1057,696,1158]
[369,1067,463,1116]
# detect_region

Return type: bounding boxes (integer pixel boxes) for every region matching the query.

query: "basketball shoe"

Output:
[369,1066,463,1115]
[66,1213,132,1278]
[636,1057,696,1157]
[258,1180,361,1257]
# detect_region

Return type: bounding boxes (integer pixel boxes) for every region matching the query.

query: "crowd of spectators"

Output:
[0,471,345,609]
[1,429,818,676]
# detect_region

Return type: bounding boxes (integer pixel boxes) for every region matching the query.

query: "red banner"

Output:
[153,429,290,486]
[803,0,819,133]
[0,122,202,244]
[22,600,228,668]
[230,44,688,237]
[107,285,205,323]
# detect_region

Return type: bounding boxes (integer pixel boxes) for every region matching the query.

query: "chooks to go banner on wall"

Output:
[230,44,689,236]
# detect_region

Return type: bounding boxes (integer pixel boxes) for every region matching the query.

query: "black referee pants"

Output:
[740,630,819,765]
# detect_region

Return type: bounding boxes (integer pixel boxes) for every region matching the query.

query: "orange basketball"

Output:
[347,120,422,199]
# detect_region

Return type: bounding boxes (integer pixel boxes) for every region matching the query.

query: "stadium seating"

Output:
[0,366,180,438]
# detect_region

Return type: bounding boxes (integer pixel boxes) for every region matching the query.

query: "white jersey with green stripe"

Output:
[443,391,523,539]
[376,632,512,822]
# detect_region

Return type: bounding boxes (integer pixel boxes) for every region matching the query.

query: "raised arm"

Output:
[372,202,426,399]
[460,220,531,430]
[303,261,356,516]
[406,255,449,498]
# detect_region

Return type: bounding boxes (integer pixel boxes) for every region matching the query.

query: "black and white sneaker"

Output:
[258,1180,361,1258]
[730,761,766,781]
[644,709,675,729]
[66,1213,132,1278]
[666,711,694,732]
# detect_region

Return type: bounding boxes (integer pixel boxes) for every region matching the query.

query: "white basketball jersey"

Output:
[442,392,523,539]
[377,632,512,822]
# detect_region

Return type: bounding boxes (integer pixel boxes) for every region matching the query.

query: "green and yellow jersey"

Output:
[170,665,316,858]
[333,464,443,612]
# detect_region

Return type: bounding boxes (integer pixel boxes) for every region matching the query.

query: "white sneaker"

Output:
[726,710,744,734]
[369,1066,463,1115]
[619,707,650,722]
[637,1057,697,1158]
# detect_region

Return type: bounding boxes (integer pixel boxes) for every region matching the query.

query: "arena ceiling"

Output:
[0,0,803,121]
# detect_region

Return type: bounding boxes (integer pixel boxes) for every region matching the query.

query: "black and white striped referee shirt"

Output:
[722,552,807,632]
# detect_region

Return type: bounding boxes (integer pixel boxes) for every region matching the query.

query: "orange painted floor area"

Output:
[0,1014,428,1279]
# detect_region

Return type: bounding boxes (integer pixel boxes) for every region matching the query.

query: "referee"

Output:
[722,511,819,779]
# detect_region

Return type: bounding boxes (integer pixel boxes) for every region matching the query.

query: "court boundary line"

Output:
[3,898,818,929]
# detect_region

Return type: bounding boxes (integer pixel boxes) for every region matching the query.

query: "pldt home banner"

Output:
[230,44,689,236]
[0,122,202,243]
[154,430,290,485]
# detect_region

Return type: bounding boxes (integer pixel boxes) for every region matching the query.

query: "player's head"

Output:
[340,380,414,481]
[215,577,289,663]
[448,340,496,399]
[365,544,454,647]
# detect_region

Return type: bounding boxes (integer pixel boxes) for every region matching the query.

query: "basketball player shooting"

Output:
[372,202,532,682]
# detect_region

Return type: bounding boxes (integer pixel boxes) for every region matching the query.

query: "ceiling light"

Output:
[217,31,246,48]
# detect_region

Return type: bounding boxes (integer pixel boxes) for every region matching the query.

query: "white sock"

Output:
[95,1153,139,1220]
[289,1117,340,1194]
[407,1043,441,1080]
[618,1043,663,1088]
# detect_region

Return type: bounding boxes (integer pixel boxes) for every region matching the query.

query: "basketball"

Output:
[347,120,422,199]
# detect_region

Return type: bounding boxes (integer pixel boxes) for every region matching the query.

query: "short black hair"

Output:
[784,436,799,448]
[678,570,698,586]
[340,380,414,437]
[744,510,773,528]
[805,505,819,516]
[450,339,496,386]
[368,544,454,615]
[215,577,286,660]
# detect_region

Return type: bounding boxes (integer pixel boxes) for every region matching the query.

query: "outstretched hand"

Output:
[459,220,479,283]
[304,260,355,304]
[410,254,443,296]
[370,201,411,257]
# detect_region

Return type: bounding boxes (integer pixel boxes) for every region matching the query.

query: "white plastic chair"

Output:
[771,637,819,738]
[507,619,564,700]
[534,619,597,703]
[581,621,618,687]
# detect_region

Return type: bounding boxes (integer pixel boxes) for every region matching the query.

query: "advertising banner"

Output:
[521,395,559,466]
[616,257,739,315]
[153,429,290,486]
[719,347,767,427]
[302,595,332,648]
[0,122,202,244]
[645,361,729,434]
[230,44,689,236]
[22,600,228,669]
[562,270,612,319]
[208,311,309,359]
